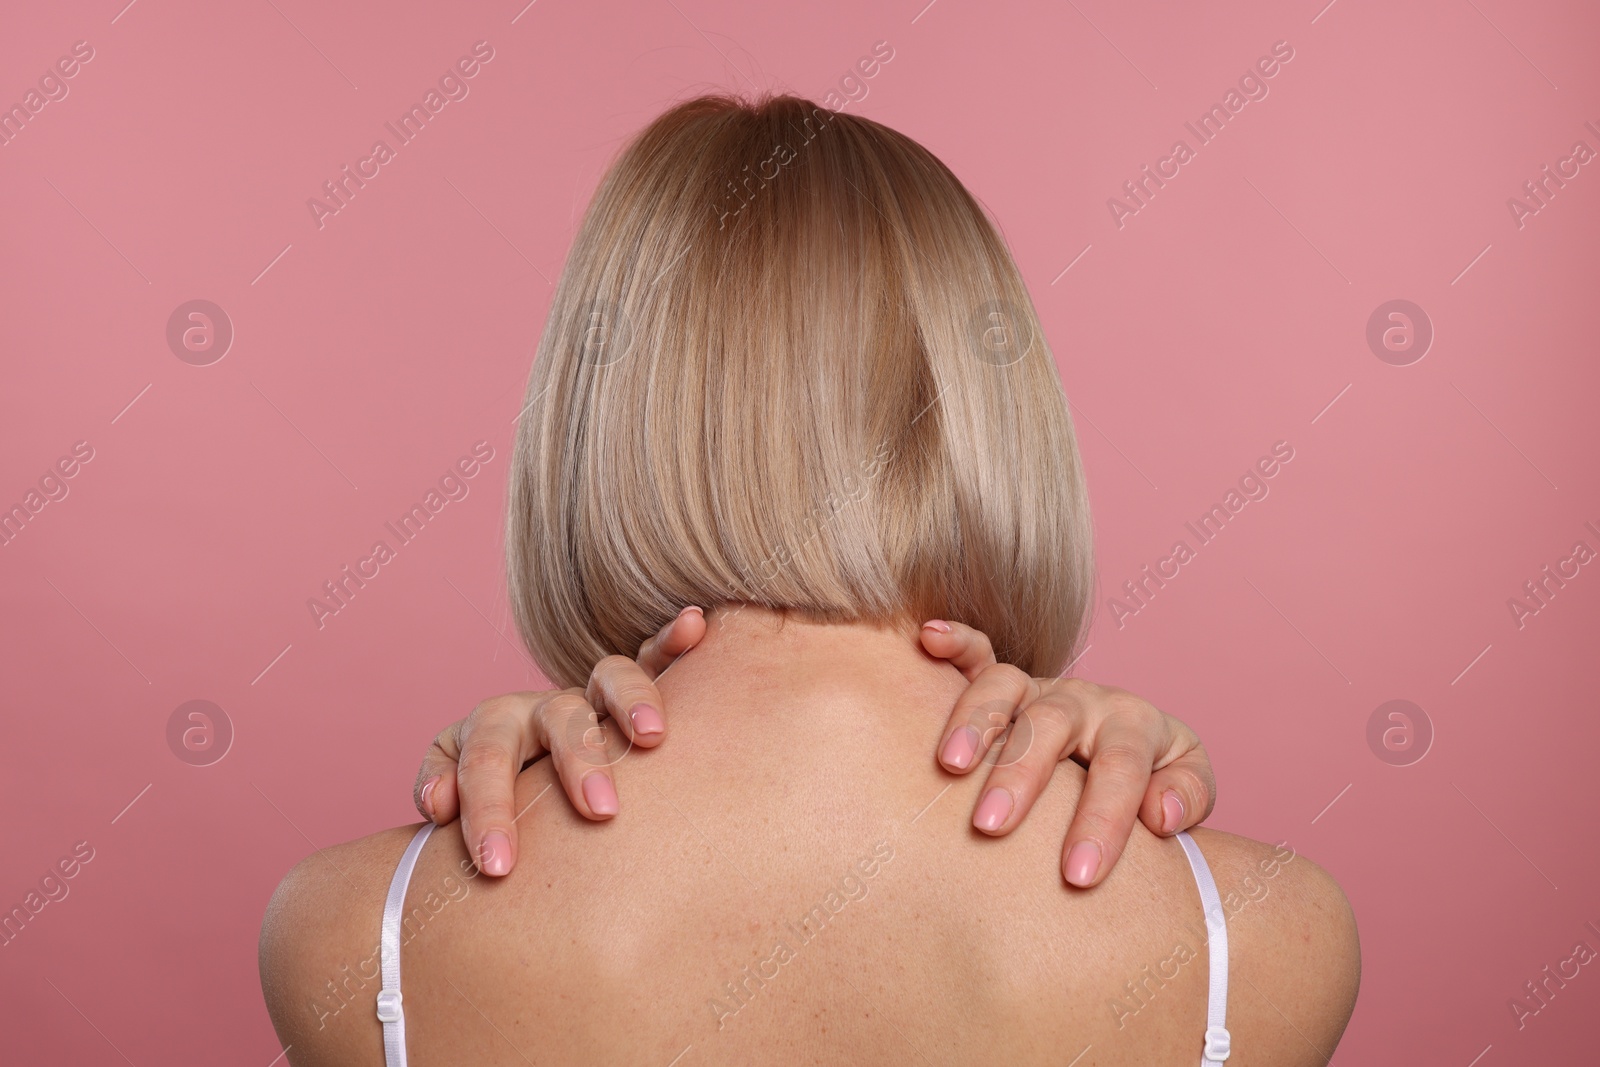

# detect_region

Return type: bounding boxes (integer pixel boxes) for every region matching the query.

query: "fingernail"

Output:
[973,787,1013,832]
[480,831,512,876]
[1161,789,1185,834]
[630,703,664,736]
[941,726,980,770]
[420,776,440,821]
[582,773,619,816]
[1065,840,1101,886]
[923,619,952,634]
[680,605,704,617]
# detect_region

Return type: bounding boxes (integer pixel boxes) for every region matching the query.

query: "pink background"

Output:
[2,0,1596,1062]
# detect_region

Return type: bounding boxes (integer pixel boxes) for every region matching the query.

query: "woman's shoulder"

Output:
[258,824,433,1067]
[1180,827,1361,1064]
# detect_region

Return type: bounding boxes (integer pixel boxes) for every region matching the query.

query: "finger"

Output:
[415,724,465,825]
[422,770,459,826]
[1058,717,1165,888]
[538,690,624,823]
[919,620,999,681]
[967,698,1077,839]
[454,696,550,877]
[585,654,668,747]
[1140,744,1216,837]
[935,662,1037,773]
[636,605,706,676]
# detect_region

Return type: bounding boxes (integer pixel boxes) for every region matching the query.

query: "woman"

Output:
[260,92,1358,1065]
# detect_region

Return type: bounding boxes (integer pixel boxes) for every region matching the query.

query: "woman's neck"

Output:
[674,603,938,674]
[652,604,966,732]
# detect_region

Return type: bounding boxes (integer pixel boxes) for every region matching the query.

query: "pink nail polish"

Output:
[1065,840,1101,886]
[419,776,440,821]
[923,620,952,634]
[582,773,619,816]
[973,787,1013,832]
[941,726,980,770]
[630,703,664,736]
[480,831,511,876]
[1161,789,1185,834]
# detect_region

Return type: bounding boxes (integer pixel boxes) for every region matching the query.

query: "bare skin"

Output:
[414,609,1219,889]
[261,609,1359,1066]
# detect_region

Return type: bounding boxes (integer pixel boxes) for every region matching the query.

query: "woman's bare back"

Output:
[261,613,1358,1065]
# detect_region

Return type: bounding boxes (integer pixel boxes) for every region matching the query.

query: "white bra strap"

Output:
[1176,830,1231,1065]
[379,823,435,1067]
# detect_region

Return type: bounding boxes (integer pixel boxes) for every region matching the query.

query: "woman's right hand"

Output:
[920,621,1216,888]
[412,605,707,876]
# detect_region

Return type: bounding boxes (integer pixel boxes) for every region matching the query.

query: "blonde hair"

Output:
[508,92,1093,686]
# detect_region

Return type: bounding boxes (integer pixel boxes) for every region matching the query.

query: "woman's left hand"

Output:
[920,619,1216,888]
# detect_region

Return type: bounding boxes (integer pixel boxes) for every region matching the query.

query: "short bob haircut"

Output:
[508,92,1093,686]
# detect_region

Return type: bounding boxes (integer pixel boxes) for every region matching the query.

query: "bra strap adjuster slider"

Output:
[376,988,403,1024]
